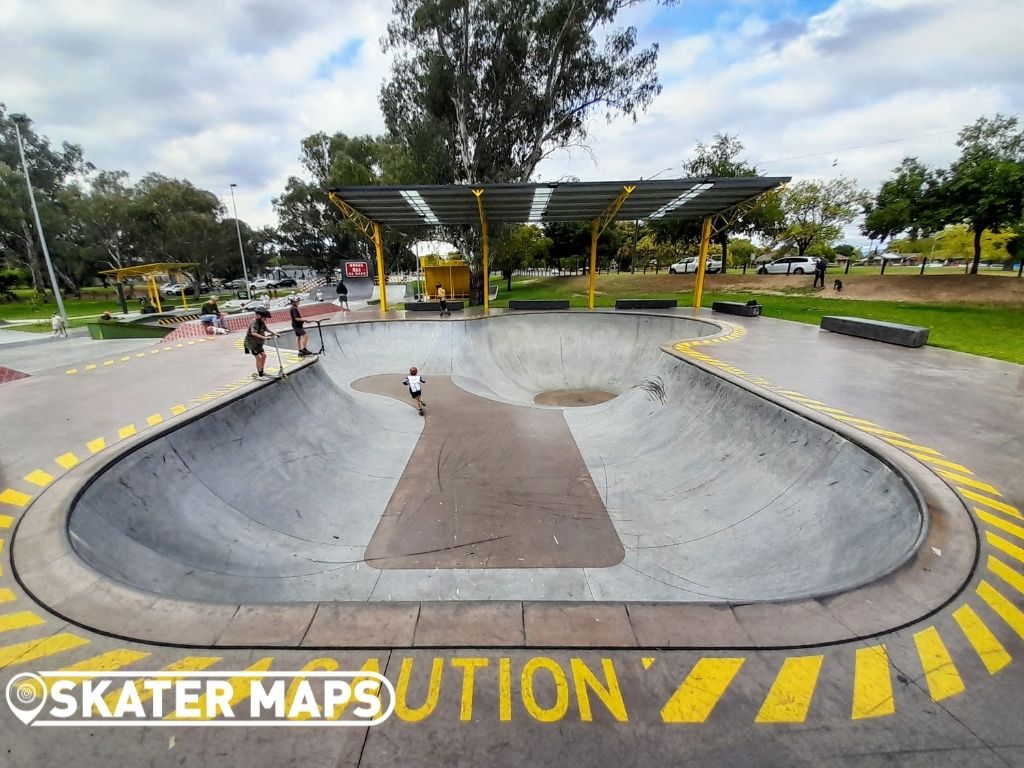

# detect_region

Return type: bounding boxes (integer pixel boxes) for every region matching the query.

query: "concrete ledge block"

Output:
[403,301,464,312]
[712,300,761,317]
[508,300,570,310]
[615,299,678,309]
[821,315,929,347]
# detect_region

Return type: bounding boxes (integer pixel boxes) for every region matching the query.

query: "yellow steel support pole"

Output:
[150,277,162,314]
[693,215,713,310]
[372,221,388,314]
[588,218,599,310]
[472,189,490,313]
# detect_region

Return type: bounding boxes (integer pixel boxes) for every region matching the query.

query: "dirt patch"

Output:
[546,271,1024,306]
[534,388,617,406]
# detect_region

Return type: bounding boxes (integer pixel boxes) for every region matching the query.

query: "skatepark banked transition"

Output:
[37,311,938,602]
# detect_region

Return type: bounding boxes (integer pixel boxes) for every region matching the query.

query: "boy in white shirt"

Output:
[403,366,426,414]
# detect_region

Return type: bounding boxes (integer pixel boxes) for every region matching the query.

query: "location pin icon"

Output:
[6,673,47,725]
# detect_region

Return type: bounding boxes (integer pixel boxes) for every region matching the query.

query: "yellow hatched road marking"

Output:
[778,390,805,397]
[103,360,114,366]
[146,413,164,427]
[987,532,1024,565]
[953,604,1011,674]
[170,405,186,415]
[165,656,274,721]
[85,364,96,370]
[959,489,1021,519]
[809,405,851,416]
[24,469,53,487]
[136,353,146,358]
[853,425,909,440]
[977,581,1024,639]
[86,437,106,454]
[889,439,943,456]
[913,627,964,701]
[118,425,137,439]
[120,356,131,362]
[851,646,894,719]
[977,509,1024,540]
[938,471,997,494]
[755,655,824,723]
[55,452,80,470]
[0,489,31,507]
[0,515,11,528]
[0,588,15,603]
[56,649,150,675]
[65,369,77,375]
[102,655,222,711]
[910,453,974,474]
[832,414,880,427]
[0,611,45,633]
[988,555,1024,595]
[660,657,745,723]
[0,633,90,668]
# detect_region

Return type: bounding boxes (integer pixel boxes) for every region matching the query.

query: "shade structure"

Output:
[327,177,788,228]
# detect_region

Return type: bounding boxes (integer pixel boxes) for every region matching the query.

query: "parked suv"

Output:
[757,256,819,275]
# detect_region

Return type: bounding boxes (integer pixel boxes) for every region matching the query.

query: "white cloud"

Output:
[538,0,1024,245]
[4,0,1023,247]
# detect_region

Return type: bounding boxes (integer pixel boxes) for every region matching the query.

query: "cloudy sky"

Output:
[4,0,1023,245]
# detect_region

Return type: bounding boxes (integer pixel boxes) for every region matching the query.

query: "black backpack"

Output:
[336,281,347,296]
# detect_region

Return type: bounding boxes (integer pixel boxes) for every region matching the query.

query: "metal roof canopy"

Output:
[326,177,788,228]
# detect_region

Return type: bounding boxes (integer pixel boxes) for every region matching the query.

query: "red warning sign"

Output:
[345,262,369,278]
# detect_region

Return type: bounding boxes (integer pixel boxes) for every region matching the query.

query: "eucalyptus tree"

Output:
[380,0,674,300]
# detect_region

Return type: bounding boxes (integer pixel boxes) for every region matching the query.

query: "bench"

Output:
[820,316,929,348]
[403,301,464,312]
[712,301,762,317]
[508,300,570,310]
[615,299,678,309]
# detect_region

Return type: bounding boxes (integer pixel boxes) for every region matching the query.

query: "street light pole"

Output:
[13,117,67,327]
[229,184,250,293]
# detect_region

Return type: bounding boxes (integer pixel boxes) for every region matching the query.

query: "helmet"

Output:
[289,295,300,303]
[254,308,272,318]
[409,366,418,375]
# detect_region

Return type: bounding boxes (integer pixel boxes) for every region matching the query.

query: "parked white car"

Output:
[756,256,820,275]
[668,257,722,274]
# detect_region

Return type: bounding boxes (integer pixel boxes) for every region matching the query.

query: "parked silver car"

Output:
[757,256,820,275]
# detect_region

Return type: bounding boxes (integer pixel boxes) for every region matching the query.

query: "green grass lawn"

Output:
[0,287,226,332]
[488,275,1024,365]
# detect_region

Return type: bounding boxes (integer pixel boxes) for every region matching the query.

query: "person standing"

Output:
[289,295,313,356]
[813,257,827,289]
[336,279,349,311]
[244,307,279,378]
[50,312,67,337]
[436,283,450,318]
[403,366,426,415]
[200,295,227,331]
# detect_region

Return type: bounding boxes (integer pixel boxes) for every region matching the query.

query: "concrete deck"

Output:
[0,307,1021,767]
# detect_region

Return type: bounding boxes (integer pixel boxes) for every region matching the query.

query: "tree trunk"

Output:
[469,269,483,306]
[970,228,982,275]
[116,282,127,314]
[56,267,80,298]
[21,219,45,295]
[720,235,730,274]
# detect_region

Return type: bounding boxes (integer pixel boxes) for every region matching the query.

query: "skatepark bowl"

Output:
[65,311,926,606]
